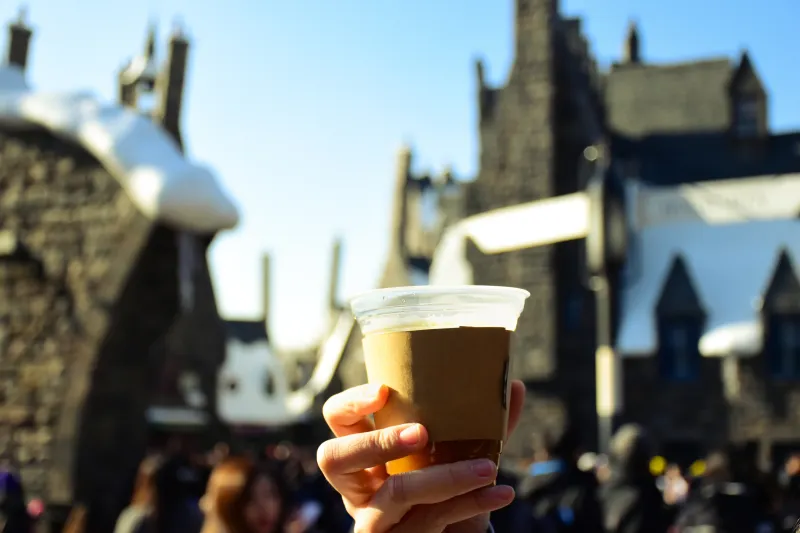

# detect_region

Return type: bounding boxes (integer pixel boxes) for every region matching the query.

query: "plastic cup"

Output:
[350,285,529,474]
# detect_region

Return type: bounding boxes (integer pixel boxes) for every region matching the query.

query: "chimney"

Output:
[154,23,188,149]
[328,238,342,312]
[261,254,271,332]
[6,8,32,71]
[391,145,413,255]
[623,20,641,64]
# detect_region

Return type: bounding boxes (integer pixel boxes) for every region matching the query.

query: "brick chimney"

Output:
[6,8,32,71]
[153,23,189,150]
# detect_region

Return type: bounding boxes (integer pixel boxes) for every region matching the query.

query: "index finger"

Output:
[322,384,389,437]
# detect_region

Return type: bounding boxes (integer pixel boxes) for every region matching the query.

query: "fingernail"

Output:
[471,460,496,478]
[479,485,514,504]
[399,424,421,445]
[364,384,385,399]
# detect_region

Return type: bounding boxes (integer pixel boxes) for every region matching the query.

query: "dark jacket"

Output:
[516,460,604,533]
[675,481,772,533]
[598,428,671,533]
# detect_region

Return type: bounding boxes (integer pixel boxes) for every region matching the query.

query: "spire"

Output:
[328,238,343,313]
[623,20,640,64]
[262,253,271,328]
[390,144,413,253]
[6,6,33,71]
[145,20,157,60]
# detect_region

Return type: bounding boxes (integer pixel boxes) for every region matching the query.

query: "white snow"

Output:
[429,222,473,286]
[429,193,590,286]
[0,65,239,233]
[616,219,800,357]
[218,311,354,426]
[699,321,763,358]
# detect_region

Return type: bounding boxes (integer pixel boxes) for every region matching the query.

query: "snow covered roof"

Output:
[429,193,590,285]
[0,66,239,233]
[617,219,800,357]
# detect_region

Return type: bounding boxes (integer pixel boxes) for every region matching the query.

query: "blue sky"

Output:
[13,0,799,348]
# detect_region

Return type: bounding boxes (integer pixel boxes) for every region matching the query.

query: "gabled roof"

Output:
[225,319,268,345]
[763,249,800,313]
[612,131,800,185]
[0,65,239,234]
[605,58,734,136]
[656,255,705,317]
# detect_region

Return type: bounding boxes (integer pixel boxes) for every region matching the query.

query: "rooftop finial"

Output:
[623,19,640,64]
[15,5,27,26]
[171,16,186,39]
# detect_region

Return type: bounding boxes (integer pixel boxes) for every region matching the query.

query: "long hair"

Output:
[202,457,291,533]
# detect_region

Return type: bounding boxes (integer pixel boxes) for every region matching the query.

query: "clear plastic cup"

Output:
[350,285,530,474]
[350,285,530,335]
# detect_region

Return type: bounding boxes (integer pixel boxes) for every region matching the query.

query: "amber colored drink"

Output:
[385,439,503,475]
[349,285,529,476]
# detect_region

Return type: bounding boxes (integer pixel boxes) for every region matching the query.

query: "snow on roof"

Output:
[0,65,239,233]
[617,219,800,357]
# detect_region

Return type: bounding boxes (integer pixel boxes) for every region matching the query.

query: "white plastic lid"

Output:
[350,285,530,336]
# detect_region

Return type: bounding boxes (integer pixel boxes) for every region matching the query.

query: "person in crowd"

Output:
[514,422,604,532]
[777,454,800,531]
[292,447,353,533]
[0,470,32,533]
[486,462,525,533]
[113,453,203,533]
[315,381,526,533]
[660,464,689,506]
[598,424,671,533]
[673,447,771,533]
[61,505,87,533]
[200,456,305,533]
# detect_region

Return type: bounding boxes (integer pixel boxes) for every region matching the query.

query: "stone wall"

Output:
[0,128,140,507]
[0,127,225,531]
[466,0,605,459]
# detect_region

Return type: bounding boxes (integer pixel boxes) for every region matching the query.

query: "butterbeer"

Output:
[385,439,503,475]
[350,286,529,474]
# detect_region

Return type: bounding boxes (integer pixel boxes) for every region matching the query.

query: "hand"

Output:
[317,380,526,533]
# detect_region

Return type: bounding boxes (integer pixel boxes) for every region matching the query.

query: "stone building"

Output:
[0,16,238,532]
[218,243,355,448]
[342,0,800,467]
[432,0,800,464]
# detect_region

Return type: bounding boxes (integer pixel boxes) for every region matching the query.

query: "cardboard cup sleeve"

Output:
[363,326,511,442]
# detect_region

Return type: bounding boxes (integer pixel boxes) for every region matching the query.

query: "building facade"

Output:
[0,17,238,532]
[341,0,800,466]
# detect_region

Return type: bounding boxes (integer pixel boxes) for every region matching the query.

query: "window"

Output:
[734,96,759,137]
[767,314,800,379]
[263,372,276,396]
[658,318,701,381]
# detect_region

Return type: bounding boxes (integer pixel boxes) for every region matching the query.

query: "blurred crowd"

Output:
[2,425,800,532]
[493,423,800,533]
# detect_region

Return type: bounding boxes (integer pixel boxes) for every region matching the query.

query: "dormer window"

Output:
[734,95,759,138]
[762,250,800,380]
[655,255,705,382]
[658,317,702,381]
[766,314,800,379]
